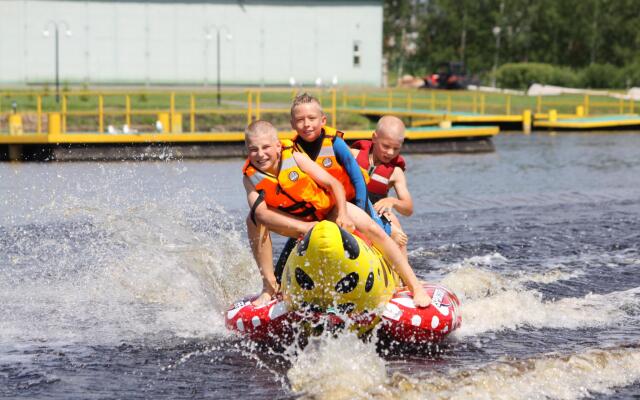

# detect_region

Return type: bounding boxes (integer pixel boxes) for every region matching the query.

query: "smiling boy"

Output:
[242,120,430,308]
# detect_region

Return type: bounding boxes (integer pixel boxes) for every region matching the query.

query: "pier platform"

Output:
[534,114,640,130]
[0,125,498,161]
[344,107,526,130]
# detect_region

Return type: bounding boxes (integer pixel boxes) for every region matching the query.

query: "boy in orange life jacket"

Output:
[351,116,412,255]
[243,120,430,308]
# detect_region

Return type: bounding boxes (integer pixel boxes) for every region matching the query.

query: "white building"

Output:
[0,0,383,86]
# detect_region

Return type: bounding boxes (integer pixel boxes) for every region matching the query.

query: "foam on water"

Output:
[0,195,260,347]
[435,261,640,337]
[287,332,390,399]
[392,345,640,400]
[283,334,640,400]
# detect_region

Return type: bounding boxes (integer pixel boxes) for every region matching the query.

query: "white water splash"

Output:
[394,345,640,400]
[0,198,260,346]
[288,333,390,400]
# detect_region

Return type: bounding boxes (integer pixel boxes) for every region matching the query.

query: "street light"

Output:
[43,21,72,103]
[491,25,501,88]
[204,25,232,106]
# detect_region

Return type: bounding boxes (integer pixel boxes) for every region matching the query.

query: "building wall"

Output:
[0,0,382,86]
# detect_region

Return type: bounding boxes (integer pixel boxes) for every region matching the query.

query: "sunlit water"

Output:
[1,132,639,399]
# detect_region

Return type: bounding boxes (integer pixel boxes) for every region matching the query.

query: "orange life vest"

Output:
[293,126,358,201]
[243,139,334,221]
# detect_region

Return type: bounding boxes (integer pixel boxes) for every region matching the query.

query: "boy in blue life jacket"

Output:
[271,93,400,280]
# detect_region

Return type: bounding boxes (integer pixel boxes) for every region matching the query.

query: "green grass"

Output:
[0,87,636,133]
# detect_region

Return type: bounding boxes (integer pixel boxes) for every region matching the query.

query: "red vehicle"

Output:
[423,62,472,90]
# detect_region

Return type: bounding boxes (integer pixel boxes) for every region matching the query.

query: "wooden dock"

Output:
[344,107,528,130]
[534,114,640,130]
[0,125,499,161]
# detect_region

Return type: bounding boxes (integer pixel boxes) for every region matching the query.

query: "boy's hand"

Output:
[335,212,355,233]
[373,198,397,215]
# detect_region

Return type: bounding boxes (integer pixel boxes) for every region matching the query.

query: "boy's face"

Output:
[246,132,281,173]
[372,131,403,164]
[290,102,327,142]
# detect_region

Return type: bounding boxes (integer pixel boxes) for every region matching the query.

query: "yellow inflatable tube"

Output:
[281,220,399,314]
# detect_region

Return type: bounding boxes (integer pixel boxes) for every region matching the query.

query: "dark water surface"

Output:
[1,132,639,399]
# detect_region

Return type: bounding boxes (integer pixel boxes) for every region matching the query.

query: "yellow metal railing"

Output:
[0,88,637,135]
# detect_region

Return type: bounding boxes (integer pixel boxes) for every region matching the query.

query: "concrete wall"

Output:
[0,0,382,86]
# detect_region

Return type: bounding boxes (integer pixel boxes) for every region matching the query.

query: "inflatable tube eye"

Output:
[337,303,356,314]
[300,301,324,313]
[365,271,375,293]
[296,227,314,256]
[295,267,315,290]
[335,272,359,293]
[338,227,360,260]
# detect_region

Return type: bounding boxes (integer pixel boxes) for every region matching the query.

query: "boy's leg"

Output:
[274,237,298,284]
[338,203,431,307]
[246,215,278,306]
[383,211,408,257]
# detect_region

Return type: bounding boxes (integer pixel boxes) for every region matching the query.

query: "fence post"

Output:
[247,91,253,125]
[619,98,624,114]
[125,95,131,128]
[480,94,486,114]
[256,90,261,120]
[62,94,67,133]
[190,93,196,133]
[536,96,542,114]
[98,95,104,133]
[170,92,175,129]
[522,109,531,134]
[37,95,42,134]
[584,94,590,115]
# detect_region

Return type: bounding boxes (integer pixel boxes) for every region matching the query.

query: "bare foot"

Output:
[390,228,408,247]
[251,291,273,306]
[412,286,431,308]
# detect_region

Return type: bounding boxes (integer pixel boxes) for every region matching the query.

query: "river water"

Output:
[1,132,639,399]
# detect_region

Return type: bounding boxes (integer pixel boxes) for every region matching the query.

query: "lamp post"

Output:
[204,25,232,106]
[43,21,72,103]
[491,25,501,88]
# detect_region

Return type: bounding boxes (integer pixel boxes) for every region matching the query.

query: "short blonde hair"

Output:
[245,120,278,145]
[290,92,324,119]
[375,115,405,142]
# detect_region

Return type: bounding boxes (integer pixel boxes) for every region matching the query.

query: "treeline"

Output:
[384,0,640,88]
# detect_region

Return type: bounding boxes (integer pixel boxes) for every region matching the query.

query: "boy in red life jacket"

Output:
[351,116,412,255]
[243,120,430,308]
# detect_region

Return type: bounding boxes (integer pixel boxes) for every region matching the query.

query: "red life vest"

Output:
[352,139,406,203]
[293,126,357,201]
[243,139,334,221]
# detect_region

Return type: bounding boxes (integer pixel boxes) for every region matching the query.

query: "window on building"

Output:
[353,41,361,67]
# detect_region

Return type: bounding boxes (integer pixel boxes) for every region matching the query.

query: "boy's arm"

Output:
[243,177,313,238]
[333,137,368,210]
[293,151,355,232]
[372,167,414,216]
[390,167,413,216]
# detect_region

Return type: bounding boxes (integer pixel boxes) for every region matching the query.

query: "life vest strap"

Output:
[250,190,265,226]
